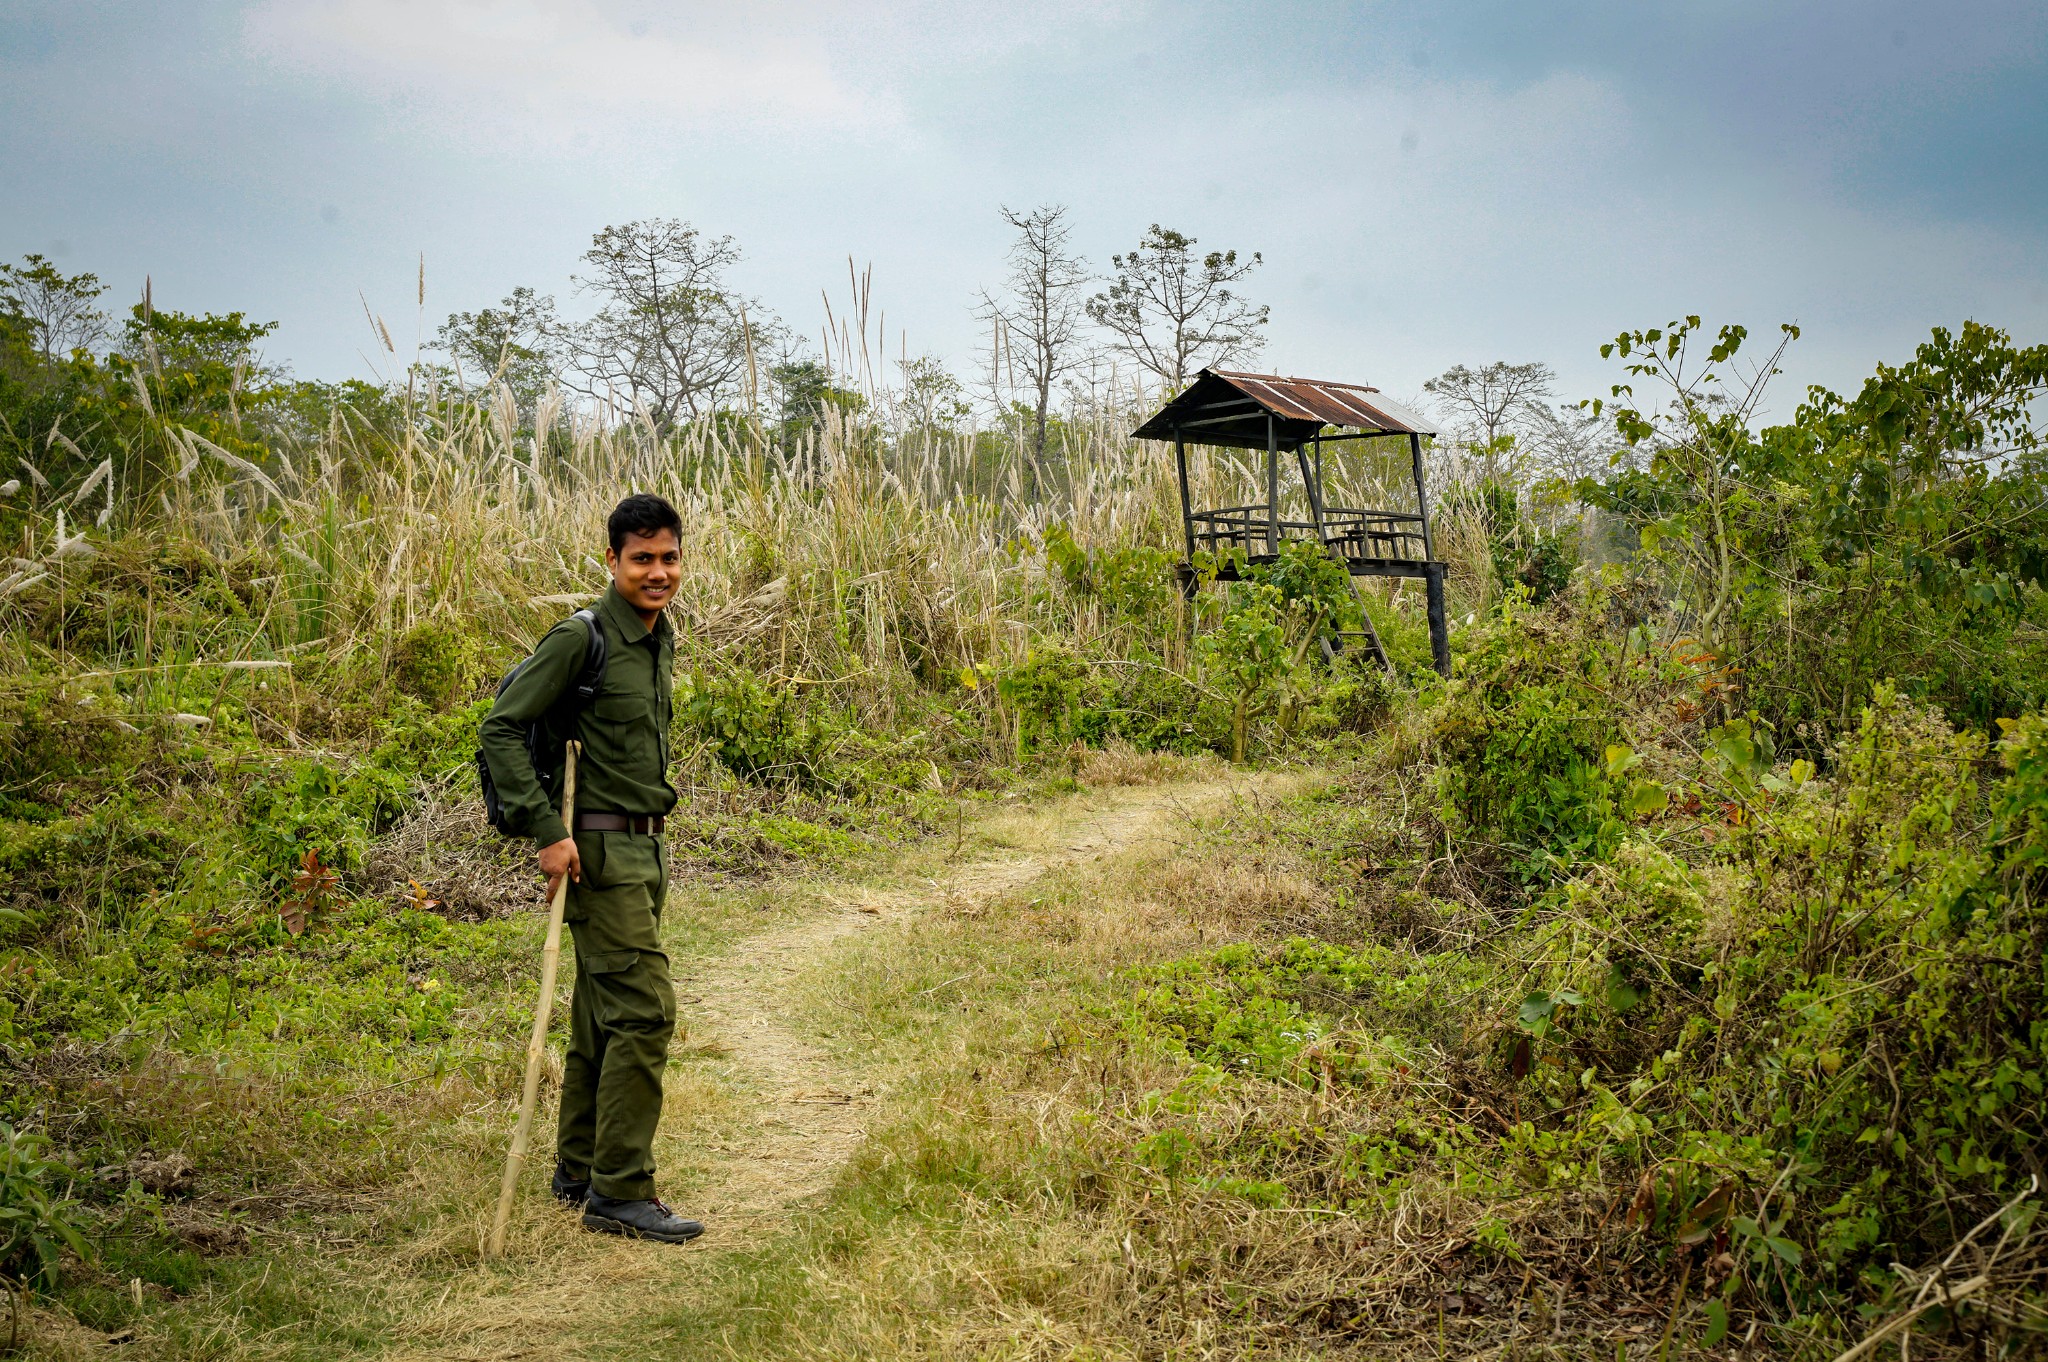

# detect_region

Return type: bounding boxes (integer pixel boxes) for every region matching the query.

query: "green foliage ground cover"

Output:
[1014,556,2047,1353]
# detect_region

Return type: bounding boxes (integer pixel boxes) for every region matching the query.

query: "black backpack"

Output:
[478,608,607,836]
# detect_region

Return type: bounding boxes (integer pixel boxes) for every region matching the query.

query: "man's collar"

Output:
[598,584,669,644]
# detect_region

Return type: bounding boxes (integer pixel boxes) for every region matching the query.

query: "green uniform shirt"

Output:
[478,584,676,847]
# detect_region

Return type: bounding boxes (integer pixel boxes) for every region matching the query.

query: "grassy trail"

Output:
[369,768,1269,1361]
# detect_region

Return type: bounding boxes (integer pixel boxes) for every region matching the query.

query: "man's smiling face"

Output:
[606,527,681,620]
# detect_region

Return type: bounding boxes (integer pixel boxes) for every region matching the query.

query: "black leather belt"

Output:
[576,812,666,835]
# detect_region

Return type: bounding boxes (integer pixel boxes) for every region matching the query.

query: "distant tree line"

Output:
[3,205,1639,554]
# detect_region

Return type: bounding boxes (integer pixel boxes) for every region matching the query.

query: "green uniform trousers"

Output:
[557,828,675,1201]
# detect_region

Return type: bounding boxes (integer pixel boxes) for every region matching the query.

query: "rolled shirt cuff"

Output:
[532,813,571,848]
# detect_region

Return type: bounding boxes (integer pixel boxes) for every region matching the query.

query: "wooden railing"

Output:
[1188,505,1428,563]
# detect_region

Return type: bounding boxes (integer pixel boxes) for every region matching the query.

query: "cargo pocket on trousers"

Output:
[590,831,658,890]
[581,949,640,975]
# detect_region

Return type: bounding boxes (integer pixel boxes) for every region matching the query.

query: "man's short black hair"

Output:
[607,493,683,554]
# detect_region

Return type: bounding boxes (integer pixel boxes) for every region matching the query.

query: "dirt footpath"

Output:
[378,775,1256,1362]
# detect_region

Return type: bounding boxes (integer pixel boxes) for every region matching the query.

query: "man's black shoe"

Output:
[581,1194,704,1244]
[551,1165,591,1207]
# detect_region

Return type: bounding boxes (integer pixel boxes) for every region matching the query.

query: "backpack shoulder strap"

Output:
[567,607,607,706]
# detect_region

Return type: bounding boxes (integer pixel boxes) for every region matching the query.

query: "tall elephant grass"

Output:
[3,386,1477,717]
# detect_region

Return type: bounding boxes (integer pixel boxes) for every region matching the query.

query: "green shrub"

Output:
[240,697,477,888]
[389,619,480,709]
[1430,600,1632,865]
[1042,522,1176,625]
[0,1122,88,1294]
[1246,538,1361,634]
[996,648,1087,757]
[1446,479,1581,607]
[1196,583,1286,763]
[1075,661,1221,756]
[679,668,830,788]
[1509,687,2048,1300]
[0,676,144,791]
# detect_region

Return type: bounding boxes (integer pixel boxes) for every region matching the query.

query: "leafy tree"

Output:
[115,305,281,431]
[433,286,559,420]
[1521,399,1623,487]
[1087,225,1267,392]
[0,255,110,365]
[896,355,971,439]
[768,358,864,462]
[263,378,412,459]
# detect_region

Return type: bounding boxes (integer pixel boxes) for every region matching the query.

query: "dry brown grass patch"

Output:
[360,785,535,922]
[1076,740,1219,788]
[1141,846,1329,934]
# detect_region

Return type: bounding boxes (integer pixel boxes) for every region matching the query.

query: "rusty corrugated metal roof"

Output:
[1130,367,1438,450]
[1207,370,1436,434]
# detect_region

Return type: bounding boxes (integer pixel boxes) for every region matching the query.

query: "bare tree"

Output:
[560,220,772,433]
[0,254,111,363]
[1422,361,1559,483]
[976,204,1089,475]
[1523,400,1628,486]
[1086,225,1267,392]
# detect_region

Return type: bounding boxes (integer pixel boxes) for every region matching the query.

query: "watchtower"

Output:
[1132,368,1451,676]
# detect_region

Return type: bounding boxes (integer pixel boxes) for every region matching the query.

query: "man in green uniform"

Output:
[478,493,704,1244]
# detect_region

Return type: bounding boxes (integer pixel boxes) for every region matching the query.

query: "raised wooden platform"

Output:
[1134,367,1453,676]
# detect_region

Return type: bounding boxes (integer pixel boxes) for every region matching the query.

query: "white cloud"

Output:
[241,0,903,147]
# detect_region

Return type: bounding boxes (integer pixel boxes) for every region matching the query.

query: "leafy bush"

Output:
[241,696,480,888]
[1585,316,2048,737]
[390,619,481,709]
[1075,661,1222,756]
[1089,668,2048,1342]
[996,647,1088,757]
[1041,522,1176,626]
[0,1122,87,1294]
[0,676,144,790]
[1197,583,1286,763]
[1445,479,1581,606]
[1429,594,1635,864]
[678,667,830,788]
[1245,538,1361,634]
[1504,686,2048,1304]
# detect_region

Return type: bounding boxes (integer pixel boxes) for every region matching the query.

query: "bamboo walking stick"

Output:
[488,739,580,1258]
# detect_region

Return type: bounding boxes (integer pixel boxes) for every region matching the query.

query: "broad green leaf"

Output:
[1606,964,1646,1013]
[1702,1299,1729,1347]
[1624,780,1668,817]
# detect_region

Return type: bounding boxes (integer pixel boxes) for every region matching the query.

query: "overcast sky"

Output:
[6,0,2045,416]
